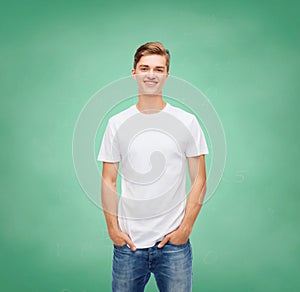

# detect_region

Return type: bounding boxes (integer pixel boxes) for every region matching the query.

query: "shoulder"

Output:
[166,103,197,125]
[107,105,137,128]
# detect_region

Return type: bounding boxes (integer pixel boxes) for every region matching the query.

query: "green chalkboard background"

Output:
[1,0,299,291]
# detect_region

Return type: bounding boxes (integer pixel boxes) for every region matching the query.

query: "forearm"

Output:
[179,179,206,234]
[101,163,136,249]
[101,178,119,234]
[157,179,206,248]
[101,178,136,249]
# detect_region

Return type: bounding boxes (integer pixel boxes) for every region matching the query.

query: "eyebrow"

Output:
[138,65,166,69]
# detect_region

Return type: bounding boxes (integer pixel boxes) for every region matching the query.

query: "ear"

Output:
[131,69,136,79]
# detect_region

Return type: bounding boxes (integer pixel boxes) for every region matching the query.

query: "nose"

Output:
[147,69,155,79]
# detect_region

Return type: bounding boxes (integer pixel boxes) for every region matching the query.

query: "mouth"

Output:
[144,80,158,87]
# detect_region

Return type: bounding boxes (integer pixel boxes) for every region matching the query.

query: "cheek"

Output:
[158,76,167,82]
[135,76,145,85]
[135,73,146,80]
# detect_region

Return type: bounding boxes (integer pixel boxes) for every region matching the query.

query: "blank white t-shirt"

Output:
[97,102,208,248]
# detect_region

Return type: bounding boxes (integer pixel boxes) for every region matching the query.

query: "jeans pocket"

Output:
[167,238,190,247]
[113,244,132,257]
[113,243,127,248]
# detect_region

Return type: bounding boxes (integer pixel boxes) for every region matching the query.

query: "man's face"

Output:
[132,54,169,96]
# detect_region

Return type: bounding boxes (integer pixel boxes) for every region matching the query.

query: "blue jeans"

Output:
[112,240,193,292]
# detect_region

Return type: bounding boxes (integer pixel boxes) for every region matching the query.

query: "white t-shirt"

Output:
[97,102,208,248]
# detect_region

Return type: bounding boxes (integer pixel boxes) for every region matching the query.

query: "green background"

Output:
[1,0,299,291]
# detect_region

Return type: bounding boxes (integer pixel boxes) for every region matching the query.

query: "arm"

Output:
[101,161,136,250]
[158,155,207,247]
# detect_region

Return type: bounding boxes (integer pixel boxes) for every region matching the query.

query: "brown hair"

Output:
[133,42,170,72]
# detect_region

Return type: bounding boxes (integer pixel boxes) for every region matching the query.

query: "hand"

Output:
[158,226,191,248]
[109,229,136,251]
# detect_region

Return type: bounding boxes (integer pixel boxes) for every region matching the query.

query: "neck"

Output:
[136,94,166,114]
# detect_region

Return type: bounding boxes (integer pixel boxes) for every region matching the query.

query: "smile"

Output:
[144,81,158,87]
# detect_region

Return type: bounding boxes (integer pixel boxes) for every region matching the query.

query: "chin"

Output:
[142,91,160,96]
[140,87,161,96]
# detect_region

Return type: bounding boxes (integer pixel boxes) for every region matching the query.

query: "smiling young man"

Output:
[98,42,208,291]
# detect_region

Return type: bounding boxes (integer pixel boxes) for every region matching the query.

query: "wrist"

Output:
[108,227,120,237]
[178,223,192,236]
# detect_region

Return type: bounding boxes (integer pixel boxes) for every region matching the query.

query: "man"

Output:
[97,42,208,291]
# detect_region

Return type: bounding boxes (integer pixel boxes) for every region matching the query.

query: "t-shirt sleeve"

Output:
[185,116,209,157]
[97,119,121,163]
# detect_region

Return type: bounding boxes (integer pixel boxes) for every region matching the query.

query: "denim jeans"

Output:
[112,240,193,292]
